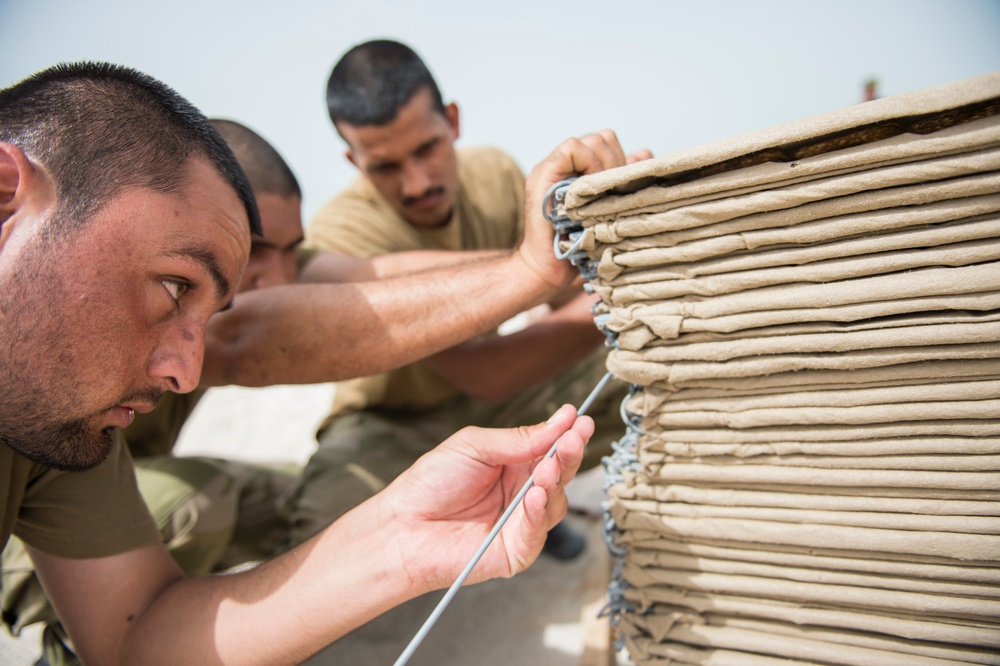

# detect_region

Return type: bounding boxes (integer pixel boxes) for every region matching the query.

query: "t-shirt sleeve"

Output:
[15,431,160,559]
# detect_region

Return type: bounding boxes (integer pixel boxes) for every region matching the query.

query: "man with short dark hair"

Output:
[0,61,623,665]
[0,63,261,474]
[289,39,648,556]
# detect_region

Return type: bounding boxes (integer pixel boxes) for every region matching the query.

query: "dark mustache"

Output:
[118,386,164,408]
[402,186,445,207]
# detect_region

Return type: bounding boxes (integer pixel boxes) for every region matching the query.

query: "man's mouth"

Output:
[107,388,162,428]
[403,187,445,210]
[109,405,137,428]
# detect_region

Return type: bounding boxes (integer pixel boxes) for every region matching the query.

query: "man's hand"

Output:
[627,148,654,164]
[379,404,593,592]
[517,130,641,291]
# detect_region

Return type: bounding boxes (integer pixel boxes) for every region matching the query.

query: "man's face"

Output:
[239,192,302,292]
[0,157,250,471]
[339,87,461,229]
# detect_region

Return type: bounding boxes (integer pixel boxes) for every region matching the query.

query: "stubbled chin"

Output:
[3,423,116,472]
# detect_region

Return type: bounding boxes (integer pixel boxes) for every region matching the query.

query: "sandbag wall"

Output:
[564,72,1000,665]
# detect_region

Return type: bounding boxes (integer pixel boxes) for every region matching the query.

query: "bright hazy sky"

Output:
[2,0,999,221]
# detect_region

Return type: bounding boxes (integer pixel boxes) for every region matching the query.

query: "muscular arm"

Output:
[423,291,605,402]
[31,407,592,666]
[297,247,505,283]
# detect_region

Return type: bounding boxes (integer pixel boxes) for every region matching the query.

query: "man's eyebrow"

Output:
[369,158,399,172]
[168,247,230,301]
[251,237,278,250]
[250,235,304,252]
[415,136,439,153]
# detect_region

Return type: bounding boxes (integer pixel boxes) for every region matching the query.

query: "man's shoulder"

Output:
[457,145,523,178]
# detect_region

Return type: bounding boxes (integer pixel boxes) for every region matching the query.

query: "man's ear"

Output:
[345,148,357,168]
[445,102,460,141]
[0,142,29,213]
[0,143,34,246]
[0,142,50,250]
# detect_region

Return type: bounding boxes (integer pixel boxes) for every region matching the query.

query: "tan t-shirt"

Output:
[306,146,526,421]
[1,431,160,559]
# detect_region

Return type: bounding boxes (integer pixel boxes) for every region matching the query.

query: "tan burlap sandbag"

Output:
[572,71,1000,665]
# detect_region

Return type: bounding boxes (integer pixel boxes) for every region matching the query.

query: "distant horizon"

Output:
[3,0,998,223]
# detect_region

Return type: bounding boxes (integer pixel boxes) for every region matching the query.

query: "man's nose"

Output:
[147,325,205,394]
[401,160,433,199]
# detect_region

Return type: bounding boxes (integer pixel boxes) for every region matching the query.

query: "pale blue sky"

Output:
[2,0,999,221]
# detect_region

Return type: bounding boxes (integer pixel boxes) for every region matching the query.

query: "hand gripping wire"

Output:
[393,177,621,665]
[392,370,615,666]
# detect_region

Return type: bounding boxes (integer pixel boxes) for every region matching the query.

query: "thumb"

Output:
[469,404,580,467]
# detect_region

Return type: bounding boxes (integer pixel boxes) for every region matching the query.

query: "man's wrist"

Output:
[510,244,573,301]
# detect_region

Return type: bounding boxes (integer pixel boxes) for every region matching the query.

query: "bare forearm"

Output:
[297,248,505,283]
[122,501,411,665]
[425,312,604,402]
[368,249,505,278]
[200,250,559,387]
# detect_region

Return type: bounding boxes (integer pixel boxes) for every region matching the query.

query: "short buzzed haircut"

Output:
[210,119,301,200]
[0,62,261,237]
[326,39,445,130]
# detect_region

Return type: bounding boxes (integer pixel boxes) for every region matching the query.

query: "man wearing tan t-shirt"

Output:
[290,40,646,558]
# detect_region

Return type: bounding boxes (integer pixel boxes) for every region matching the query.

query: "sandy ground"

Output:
[1,383,631,665]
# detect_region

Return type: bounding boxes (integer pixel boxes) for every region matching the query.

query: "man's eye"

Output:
[415,140,437,158]
[162,279,189,304]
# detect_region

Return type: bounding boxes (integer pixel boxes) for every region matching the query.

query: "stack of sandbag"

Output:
[563,71,1000,665]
